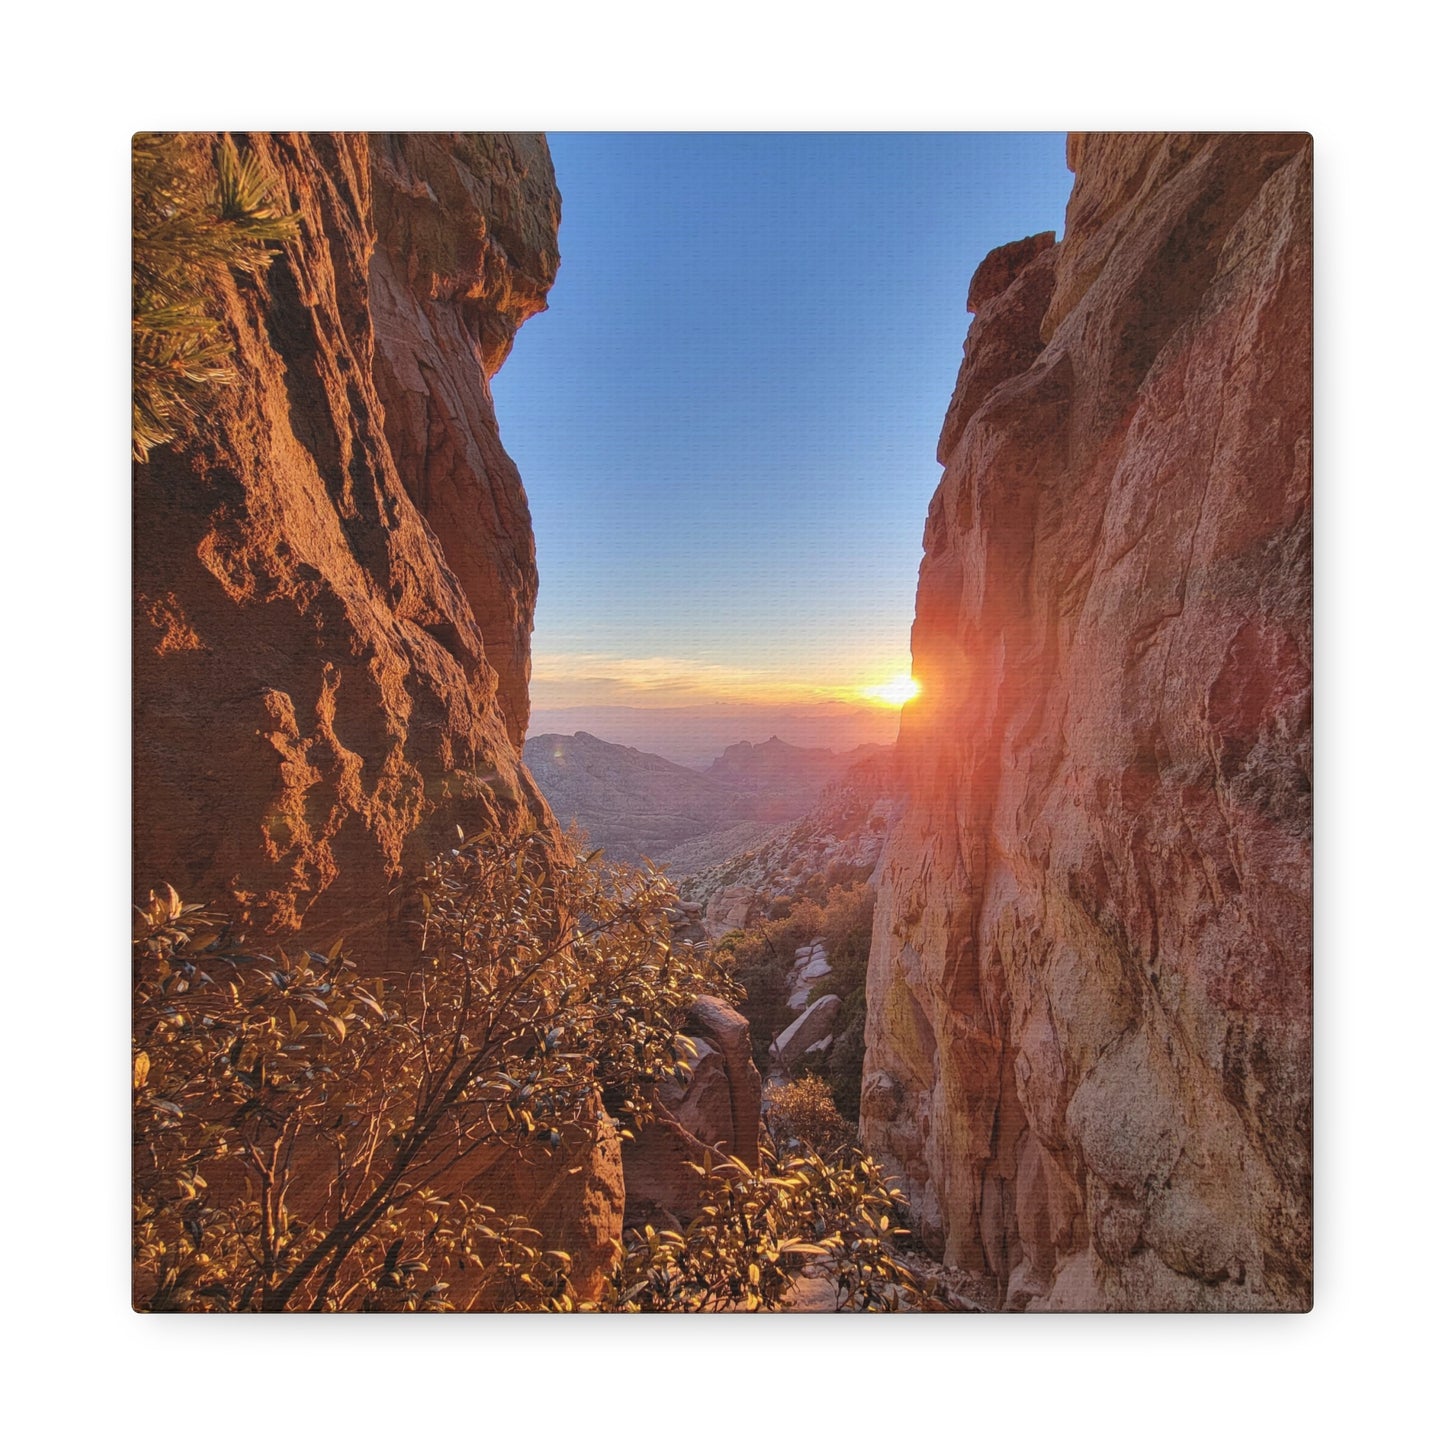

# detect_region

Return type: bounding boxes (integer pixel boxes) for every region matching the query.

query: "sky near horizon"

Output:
[493,132,1073,719]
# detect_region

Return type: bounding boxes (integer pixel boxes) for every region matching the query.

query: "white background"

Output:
[2,2,1435,1439]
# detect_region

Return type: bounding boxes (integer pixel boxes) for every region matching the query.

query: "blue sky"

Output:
[493,132,1072,714]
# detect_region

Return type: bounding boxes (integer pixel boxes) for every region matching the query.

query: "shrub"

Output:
[132,133,299,461]
[133,831,921,1312]
[825,1013,867,1122]
[815,880,873,968]
[132,831,731,1311]
[764,1075,852,1157]
[609,1145,925,1312]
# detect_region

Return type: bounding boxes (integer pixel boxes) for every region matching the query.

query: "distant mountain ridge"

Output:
[706,736,887,821]
[523,730,884,866]
[678,746,905,936]
[526,704,901,769]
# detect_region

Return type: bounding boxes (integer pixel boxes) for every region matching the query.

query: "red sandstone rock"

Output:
[621,996,763,1228]
[684,995,764,1167]
[132,133,621,1300]
[370,133,559,746]
[861,133,1312,1311]
[133,132,555,953]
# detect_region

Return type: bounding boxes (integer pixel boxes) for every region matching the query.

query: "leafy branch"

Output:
[132,133,299,462]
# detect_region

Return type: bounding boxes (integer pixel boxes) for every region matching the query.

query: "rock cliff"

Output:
[134,133,555,953]
[133,133,624,1298]
[861,134,1312,1310]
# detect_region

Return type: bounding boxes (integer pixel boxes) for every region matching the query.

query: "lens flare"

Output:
[861,673,921,707]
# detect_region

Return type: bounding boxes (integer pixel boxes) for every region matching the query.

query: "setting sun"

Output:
[861,672,922,707]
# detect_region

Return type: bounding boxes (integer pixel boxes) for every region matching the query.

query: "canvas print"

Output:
[132,131,1311,1312]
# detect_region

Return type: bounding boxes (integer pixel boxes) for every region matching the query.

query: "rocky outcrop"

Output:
[789,941,833,1010]
[681,746,903,937]
[524,731,749,865]
[861,134,1312,1310]
[133,133,623,1298]
[134,133,555,953]
[622,996,763,1227]
[369,133,558,745]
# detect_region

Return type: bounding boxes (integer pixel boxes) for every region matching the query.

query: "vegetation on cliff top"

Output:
[132,133,299,462]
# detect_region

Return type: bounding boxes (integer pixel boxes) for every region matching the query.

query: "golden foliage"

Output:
[133,830,921,1312]
[764,1075,853,1157]
[132,833,730,1311]
[609,1145,926,1313]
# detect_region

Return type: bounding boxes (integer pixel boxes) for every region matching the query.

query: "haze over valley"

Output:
[524,728,889,867]
[527,700,902,770]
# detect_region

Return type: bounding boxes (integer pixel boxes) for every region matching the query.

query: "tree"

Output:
[132,830,729,1311]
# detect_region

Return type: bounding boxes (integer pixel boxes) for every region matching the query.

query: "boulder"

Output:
[621,996,763,1228]
[772,995,843,1071]
[662,1038,734,1151]
[687,996,763,1167]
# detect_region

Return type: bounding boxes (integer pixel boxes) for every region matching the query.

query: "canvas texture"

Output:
[132,131,1311,1312]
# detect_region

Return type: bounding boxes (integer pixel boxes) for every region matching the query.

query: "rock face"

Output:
[133,133,623,1299]
[369,133,559,748]
[134,133,556,953]
[861,134,1312,1311]
[622,996,763,1227]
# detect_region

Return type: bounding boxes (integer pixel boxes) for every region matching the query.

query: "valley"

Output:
[523,728,888,869]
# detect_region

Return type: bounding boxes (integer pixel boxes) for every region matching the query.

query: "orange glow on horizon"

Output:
[529,651,936,714]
